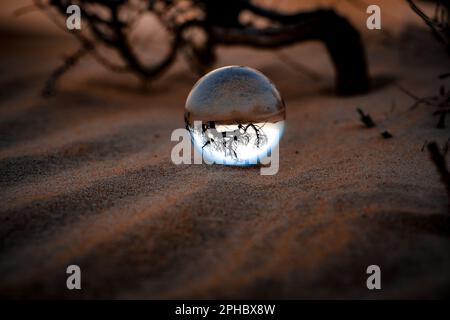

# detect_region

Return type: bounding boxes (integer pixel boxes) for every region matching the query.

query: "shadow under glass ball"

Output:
[185,65,286,166]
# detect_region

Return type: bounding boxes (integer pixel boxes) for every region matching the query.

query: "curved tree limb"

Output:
[39,0,370,96]
[406,0,450,53]
[208,9,369,95]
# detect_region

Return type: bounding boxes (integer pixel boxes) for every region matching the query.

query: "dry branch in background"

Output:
[428,142,450,204]
[396,79,450,129]
[406,0,450,53]
[35,0,370,96]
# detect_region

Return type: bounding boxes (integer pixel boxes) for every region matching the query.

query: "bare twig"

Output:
[395,84,437,108]
[428,142,450,202]
[42,44,93,96]
[381,130,393,139]
[422,140,428,152]
[396,80,450,128]
[357,108,376,128]
[406,0,450,52]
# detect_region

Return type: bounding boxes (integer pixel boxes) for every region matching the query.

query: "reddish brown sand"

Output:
[0,1,449,299]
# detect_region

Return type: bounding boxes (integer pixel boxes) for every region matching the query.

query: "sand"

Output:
[0,0,449,299]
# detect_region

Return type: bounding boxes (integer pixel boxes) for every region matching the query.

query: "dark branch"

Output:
[42,43,93,96]
[38,0,370,95]
[428,142,450,203]
[208,9,369,95]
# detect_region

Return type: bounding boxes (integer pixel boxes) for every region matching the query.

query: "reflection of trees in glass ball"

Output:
[185,66,285,165]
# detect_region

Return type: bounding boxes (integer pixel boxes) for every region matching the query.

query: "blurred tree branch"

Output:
[406,0,450,53]
[36,0,370,96]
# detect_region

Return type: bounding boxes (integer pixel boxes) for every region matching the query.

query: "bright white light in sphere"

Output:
[185,66,286,166]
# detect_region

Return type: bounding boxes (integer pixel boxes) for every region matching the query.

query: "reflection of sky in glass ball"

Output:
[185,66,286,166]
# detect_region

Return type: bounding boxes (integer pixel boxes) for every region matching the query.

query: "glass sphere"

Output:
[185,66,285,165]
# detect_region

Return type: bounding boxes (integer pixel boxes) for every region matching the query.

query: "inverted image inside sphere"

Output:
[185,66,285,124]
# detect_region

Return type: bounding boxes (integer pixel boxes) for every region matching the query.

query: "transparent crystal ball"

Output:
[185,66,285,165]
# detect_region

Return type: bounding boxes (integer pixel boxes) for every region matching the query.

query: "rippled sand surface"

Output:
[0,0,449,298]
